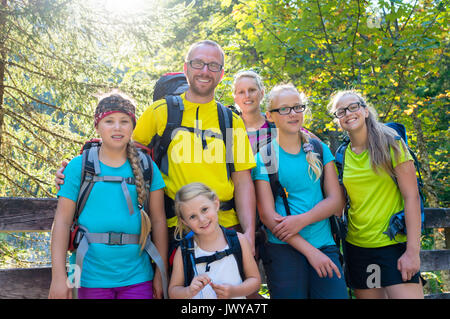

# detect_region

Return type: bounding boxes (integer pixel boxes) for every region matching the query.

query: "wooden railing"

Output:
[0,197,449,299]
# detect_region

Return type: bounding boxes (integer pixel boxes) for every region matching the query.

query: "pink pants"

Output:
[78,281,153,299]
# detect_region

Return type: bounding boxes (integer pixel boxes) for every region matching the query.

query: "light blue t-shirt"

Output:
[58,154,165,288]
[252,140,336,248]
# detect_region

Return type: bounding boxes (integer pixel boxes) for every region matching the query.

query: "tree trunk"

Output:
[0,0,8,150]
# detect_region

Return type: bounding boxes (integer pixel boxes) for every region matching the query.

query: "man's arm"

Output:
[55,161,68,190]
[231,169,256,255]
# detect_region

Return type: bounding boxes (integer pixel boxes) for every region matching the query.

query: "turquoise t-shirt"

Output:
[252,140,336,249]
[58,155,165,288]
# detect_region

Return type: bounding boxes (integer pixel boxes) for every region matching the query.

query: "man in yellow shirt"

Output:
[133,40,256,254]
[55,40,256,257]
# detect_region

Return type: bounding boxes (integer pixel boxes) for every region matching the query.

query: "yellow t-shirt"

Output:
[343,140,412,248]
[132,93,256,228]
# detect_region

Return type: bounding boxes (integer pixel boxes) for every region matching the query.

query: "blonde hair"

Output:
[327,90,407,177]
[127,141,152,251]
[173,183,218,240]
[267,84,323,181]
[232,70,265,95]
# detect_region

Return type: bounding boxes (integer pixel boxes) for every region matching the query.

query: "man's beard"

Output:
[188,76,216,98]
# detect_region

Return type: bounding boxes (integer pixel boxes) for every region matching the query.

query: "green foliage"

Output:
[0,0,190,197]
[0,1,448,295]
[216,0,449,207]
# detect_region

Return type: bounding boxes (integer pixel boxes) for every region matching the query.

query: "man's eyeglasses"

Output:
[187,60,223,72]
[333,102,364,119]
[269,104,306,115]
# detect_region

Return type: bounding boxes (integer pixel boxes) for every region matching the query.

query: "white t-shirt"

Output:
[192,242,245,299]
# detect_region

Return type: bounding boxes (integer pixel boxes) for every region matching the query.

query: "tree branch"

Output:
[4,85,90,117]
[0,171,37,197]
[0,153,53,196]
[4,108,81,145]
[350,0,361,79]
[316,0,337,65]
[3,111,62,156]
[3,131,59,167]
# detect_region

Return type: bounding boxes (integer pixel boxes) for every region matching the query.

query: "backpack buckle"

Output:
[214,250,229,260]
[108,232,124,245]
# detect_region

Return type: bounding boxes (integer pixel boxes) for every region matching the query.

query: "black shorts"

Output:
[344,241,423,289]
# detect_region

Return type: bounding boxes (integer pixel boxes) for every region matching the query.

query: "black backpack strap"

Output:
[155,95,184,176]
[136,149,153,183]
[217,102,235,180]
[335,137,350,187]
[136,149,154,213]
[186,227,245,282]
[259,142,291,216]
[334,138,351,241]
[222,227,245,281]
[180,234,196,287]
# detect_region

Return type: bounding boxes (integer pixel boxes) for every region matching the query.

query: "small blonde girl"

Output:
[168,182,261,299]
[252,83,348,299]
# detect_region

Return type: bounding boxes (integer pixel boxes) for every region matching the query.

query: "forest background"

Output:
[0,0,448,293]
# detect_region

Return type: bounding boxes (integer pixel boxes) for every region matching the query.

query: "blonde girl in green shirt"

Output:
[328,90,423,299]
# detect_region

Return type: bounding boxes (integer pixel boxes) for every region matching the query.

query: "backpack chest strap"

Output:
[84,175,136,215]
[85,231,140,245]
[85,175,135,184]
[74,228,168,299]
[194,248,234,272]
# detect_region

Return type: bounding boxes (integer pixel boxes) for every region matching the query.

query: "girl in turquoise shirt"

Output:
[252,84,348,299]
[49,92,168,299]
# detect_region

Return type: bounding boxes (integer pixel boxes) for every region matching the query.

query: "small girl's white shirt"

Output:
[192,241,245,299]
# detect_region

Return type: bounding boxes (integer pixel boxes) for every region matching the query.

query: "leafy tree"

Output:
[215,0,448,207]
[0,0,188,198]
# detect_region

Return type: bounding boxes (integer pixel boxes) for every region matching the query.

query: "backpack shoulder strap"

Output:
[259,142,277,198]
[252,115,276,154]
[156,95,184,175]
[259,142,291,216]
[136,149,154,213]
[222,227,245,281]
[136,148,153,184]
[180,233,196,287]
[335,137,350,186]
[75,145,100,221]
[217,102,235,180]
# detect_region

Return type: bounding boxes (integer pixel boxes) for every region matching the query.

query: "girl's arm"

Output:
[210,233,261,298]
[272,161,345,241]
[254,179,341,278]
[394,160,422,281]
[168,248,211,299]
[148,188,168,299]
[48,197,76,299]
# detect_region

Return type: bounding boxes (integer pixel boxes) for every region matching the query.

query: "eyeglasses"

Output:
[333,102,363,118]
[269,104,306,115]
[187,60,223,72]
